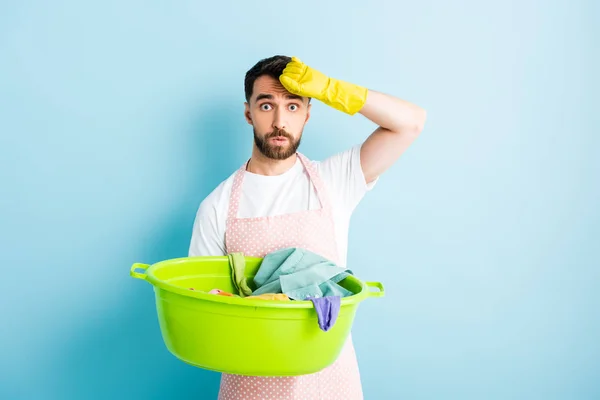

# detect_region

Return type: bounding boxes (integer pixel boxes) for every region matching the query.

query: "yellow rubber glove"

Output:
[279,57,368,115]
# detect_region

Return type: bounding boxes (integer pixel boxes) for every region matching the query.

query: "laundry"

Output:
[228,252,253,297]
[252,247,354,300]
[307,296,341,332]
[208,288,237,297]
[247,293,290,301]
[223,247,354,330]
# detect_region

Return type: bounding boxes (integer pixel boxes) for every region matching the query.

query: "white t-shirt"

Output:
[188,144,377,268]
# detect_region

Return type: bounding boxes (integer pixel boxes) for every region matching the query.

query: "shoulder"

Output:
[315,144,359,173]
[195,171,236,219]
[189,176,230,251]
[188,171,237,256]
[312,144,378,214]
[314,143,376,190]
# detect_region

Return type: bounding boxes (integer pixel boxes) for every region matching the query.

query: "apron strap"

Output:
[296,153,333,212]
[227,164,247,220]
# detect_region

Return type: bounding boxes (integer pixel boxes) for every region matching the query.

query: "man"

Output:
[188,55,426,399]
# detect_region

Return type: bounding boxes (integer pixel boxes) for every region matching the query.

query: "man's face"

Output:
[245,75,311,160]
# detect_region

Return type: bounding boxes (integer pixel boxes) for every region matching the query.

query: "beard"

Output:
[253,127,302,160]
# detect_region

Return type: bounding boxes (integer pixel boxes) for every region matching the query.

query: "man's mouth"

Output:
[270,136,289,144]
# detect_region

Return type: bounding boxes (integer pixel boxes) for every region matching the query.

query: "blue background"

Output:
[1,1,598,399]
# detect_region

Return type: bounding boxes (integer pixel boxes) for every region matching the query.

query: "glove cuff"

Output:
[324,78,368,115]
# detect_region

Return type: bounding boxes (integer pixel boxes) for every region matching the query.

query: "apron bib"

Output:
[218,153,363,400]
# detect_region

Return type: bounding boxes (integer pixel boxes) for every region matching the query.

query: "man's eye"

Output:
[260,104,272,111]
[289,104,298,111]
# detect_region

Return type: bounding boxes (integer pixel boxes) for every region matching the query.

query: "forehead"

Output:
[251,75,305,103]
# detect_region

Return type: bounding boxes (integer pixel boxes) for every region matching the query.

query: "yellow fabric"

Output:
[279,56,368,115]
[228,252,253,298]
[247,293,290,301]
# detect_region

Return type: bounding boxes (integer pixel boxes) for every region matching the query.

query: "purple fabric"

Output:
[307,296,341,332]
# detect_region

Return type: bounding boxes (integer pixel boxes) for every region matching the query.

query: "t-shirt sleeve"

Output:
[318,143,378,215]
[188,198,226,256]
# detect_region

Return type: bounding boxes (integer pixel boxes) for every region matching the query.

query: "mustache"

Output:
[265,129,293,140]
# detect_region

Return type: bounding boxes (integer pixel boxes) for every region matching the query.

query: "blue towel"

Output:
[252,248,354,300]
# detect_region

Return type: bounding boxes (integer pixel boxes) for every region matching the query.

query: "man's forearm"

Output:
[359,90,426,135]
[358,90,427,183]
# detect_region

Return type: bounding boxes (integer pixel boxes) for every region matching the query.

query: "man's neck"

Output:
[248,148,298,176]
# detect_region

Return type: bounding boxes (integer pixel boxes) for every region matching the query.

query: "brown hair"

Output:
[244,55,291,102]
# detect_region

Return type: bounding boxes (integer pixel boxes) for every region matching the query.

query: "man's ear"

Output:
[244,102,253,125]
[305,102,311,123]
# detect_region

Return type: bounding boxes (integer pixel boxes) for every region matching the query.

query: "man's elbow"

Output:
[413,107,427,134]
[391,107,427,137]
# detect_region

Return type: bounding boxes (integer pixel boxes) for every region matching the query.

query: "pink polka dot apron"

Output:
[219,153,363,400]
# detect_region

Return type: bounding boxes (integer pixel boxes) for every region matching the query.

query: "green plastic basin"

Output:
[130,255,384,376]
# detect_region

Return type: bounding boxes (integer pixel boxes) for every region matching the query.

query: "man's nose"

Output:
[272,109,287,130]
